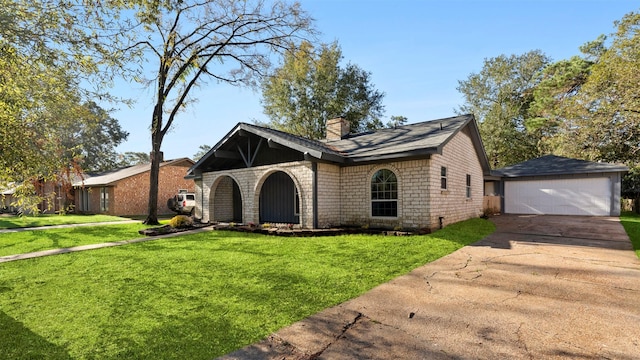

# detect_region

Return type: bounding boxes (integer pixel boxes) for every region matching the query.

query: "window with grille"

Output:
[371,169,398,217]
[466,174,472,198]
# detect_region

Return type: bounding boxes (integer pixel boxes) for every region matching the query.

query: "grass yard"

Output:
[0,214,131,229]
[620,211,640,258]
[0,218,495,359]
[0,223,162,257]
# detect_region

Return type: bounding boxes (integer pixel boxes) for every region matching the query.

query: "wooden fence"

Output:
[483,196,501,215]
[621,198,639,213]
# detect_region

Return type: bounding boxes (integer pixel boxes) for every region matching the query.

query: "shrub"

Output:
[170,215,193,229]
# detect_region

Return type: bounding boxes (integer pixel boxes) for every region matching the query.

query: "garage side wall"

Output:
[429,127,484,227]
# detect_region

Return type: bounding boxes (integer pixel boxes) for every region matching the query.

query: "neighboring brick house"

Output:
[186,114,491,230]
[73,158,195,216]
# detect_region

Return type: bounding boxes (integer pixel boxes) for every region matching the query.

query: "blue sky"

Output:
[110,0,638,160]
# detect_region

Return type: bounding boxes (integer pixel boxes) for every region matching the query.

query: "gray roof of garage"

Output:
[493,155,629,178]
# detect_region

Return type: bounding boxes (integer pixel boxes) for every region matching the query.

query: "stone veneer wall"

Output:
[316,163,341,228]
[428,126,484,228]
[213,176,234,221]
[196,127,484,230]
[338,159,431,230]
[199,161,314,228]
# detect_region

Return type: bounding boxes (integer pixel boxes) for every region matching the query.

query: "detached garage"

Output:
[493,155,628,216]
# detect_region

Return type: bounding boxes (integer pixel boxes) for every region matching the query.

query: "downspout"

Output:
[312,162,318,229]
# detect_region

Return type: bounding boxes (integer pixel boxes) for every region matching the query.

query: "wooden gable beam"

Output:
[236,137,264,167]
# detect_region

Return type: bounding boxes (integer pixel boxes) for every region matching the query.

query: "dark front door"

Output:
[259,171,299,224]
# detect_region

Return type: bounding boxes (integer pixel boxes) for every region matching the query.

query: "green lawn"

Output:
[620,211,640,258]
[0,218,495,359]
[0,214,131,229]
[0,223,160,257]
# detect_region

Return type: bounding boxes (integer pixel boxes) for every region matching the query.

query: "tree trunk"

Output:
[143,149,161,225]
[144,103,164,225]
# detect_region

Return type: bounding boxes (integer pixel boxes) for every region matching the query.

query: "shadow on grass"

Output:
[0,312,72,360]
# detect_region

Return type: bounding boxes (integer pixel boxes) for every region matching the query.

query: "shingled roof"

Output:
[188,114,489,177]
[74,158,194,187]
[493,155,628,177]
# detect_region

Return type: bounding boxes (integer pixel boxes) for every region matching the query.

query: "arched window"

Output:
[371,169,398,217]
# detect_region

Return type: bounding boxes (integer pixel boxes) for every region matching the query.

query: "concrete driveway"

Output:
[221,215,640,359]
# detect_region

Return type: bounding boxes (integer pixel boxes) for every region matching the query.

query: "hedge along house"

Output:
[186,114,491,230]
[73,157,195,216]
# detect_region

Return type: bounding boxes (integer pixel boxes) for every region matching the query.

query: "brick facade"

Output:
[75,160,195,216]
[198,129,484,231]
[428,126,484,228]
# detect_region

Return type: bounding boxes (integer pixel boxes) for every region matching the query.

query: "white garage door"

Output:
[504,177,611,216]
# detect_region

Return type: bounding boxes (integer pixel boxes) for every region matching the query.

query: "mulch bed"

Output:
[140,222,430,237]
[138,222,212,236]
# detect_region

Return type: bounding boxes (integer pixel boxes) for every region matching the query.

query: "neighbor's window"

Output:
[371,169,398,217]
[441,166,447,189]
[466,174,472,198]
[100,187,109,212]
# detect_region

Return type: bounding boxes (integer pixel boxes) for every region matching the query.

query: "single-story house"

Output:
[73,157,195,216]
[1,186,17,213]
[490,155,628,216]
[186,114,491,230]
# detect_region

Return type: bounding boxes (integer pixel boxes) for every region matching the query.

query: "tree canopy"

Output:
[261,41,385,140]
[111,0,314,224]
[457,9,640,197]
[1,1,131,212]
[457,50,550,168]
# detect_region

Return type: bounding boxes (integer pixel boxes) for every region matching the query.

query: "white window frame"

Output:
[371,169,398,218]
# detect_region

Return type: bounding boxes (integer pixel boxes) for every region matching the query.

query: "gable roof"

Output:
[73,158,194,187]
[188,114,490,177]
[493,155,628,178]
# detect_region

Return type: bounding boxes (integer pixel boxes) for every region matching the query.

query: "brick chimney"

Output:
[325,117,350,141]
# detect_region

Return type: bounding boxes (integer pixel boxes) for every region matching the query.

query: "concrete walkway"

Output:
[221,215,640,359]
[0,220,140,234]
[0,222,214,263]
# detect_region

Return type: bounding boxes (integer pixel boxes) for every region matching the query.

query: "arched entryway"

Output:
[259,171,300,224]
[211,176,243,222]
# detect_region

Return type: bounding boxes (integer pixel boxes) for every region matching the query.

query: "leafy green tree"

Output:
[1,1,130,213]
[58,101,129,172]
[387,115,408,128]
[193,145,212,162]
[562,11,640,165]
[526,55,594,155]
[457,50,550,168]
[0,43,85,212]
[117,152,151,168]
[261,41,385,139]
